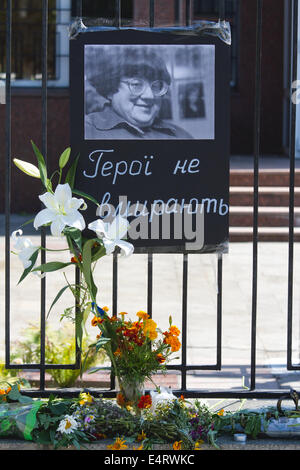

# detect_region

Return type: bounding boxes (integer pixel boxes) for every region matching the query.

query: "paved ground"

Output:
[1,212,300,394]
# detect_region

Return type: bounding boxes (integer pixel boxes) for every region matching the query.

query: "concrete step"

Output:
[229,187,300,206]
[229,206,300,227]
[230,169,300,187]
[229,226,300,242]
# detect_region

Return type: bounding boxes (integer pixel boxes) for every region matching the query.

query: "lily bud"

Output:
[13,159,41,179]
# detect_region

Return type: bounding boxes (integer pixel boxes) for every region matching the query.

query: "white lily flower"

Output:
[88,215,134,257]
[11,229,39,270]
[33,183,86,237]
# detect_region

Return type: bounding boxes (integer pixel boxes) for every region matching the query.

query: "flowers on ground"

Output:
[57,415,78,435]
[107,437,128,450]
[173,440,182,450]
[137,395,152,410]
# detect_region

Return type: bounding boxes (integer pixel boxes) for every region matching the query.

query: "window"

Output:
[71,0,133,25]
[194,0,239,89]
[0,0,71,87]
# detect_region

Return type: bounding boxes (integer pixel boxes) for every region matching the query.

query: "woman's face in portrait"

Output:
[110,76,162,128]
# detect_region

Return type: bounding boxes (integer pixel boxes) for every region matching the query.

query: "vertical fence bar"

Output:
[216,253,223,369]
[250,0,263,390]
[287,0,298,369]
[76,0,82,17]
[185,0,191,26]
[219,0,225,21]
[147,253,153,318]
[175,0,180,25]
[5,0,12,369]
[115,0,121,27]
[149,0,155,28]
[181,254,188,391]
[39,0,48,391]
[110,252,118,389]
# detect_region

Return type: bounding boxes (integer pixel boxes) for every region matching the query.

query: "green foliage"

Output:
[12,324,106,388]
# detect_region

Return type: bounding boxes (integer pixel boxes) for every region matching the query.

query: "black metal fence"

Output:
[3,0,299,399]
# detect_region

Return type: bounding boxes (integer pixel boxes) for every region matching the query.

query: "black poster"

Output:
[70,29,230,253]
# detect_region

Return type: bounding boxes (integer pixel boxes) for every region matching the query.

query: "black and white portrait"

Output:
[84,44,215,140]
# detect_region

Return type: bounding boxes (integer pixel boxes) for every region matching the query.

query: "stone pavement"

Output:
[1,213,300,393]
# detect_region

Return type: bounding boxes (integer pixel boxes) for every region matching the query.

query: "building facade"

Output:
[0,0,291,212]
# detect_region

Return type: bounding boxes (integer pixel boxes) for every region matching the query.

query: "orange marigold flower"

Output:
[114,348,122,357]
[0,389,6,395]
[91,316,103,326]
[217,409,224,416]
[5,386,11,394]
[173,440,182,450]
[116,392,126,407]
[156,353,166,364]
[102,306,109,312]
[119,311,128,316]
[137,394,152,409]
[136,311,149,321]
[107,437,128,450]
[169,325,180,337]
[71,254,82,264]
[163,333,181,352]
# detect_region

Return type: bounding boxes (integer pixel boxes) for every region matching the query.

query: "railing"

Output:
[3,0,299,399]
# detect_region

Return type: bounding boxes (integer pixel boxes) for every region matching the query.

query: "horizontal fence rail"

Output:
[3,0,300,399]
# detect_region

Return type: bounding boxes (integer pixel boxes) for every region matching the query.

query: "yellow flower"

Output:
[194,439,204,450]
[136,311,149,321]
[143,319,158,340]
[102,306,109,312]
[137,430,147,442]
[217,409,224,416]
[173,440,182,450]
[79,392,93,405]
[107,437,128,450]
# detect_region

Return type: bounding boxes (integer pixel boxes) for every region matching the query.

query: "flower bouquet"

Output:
[89,309,181,410]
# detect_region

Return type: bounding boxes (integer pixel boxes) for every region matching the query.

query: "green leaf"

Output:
[91,244,106,263]
[7,385,33,404]
[59,147,71,169]
[65,153,79,189]
[47,285,70,318]
[31,140,48,189]
[82,239,98,300]
[95,337,111,352]
[18,249,40,284]
[64,226,82,252]
[75,309,84,350]
[72,189,99,207]
[32,261,73,273]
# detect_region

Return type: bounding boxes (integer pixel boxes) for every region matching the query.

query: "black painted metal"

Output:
[287,0,299,370]
[250,0,263,391]
[4,0,299,399]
